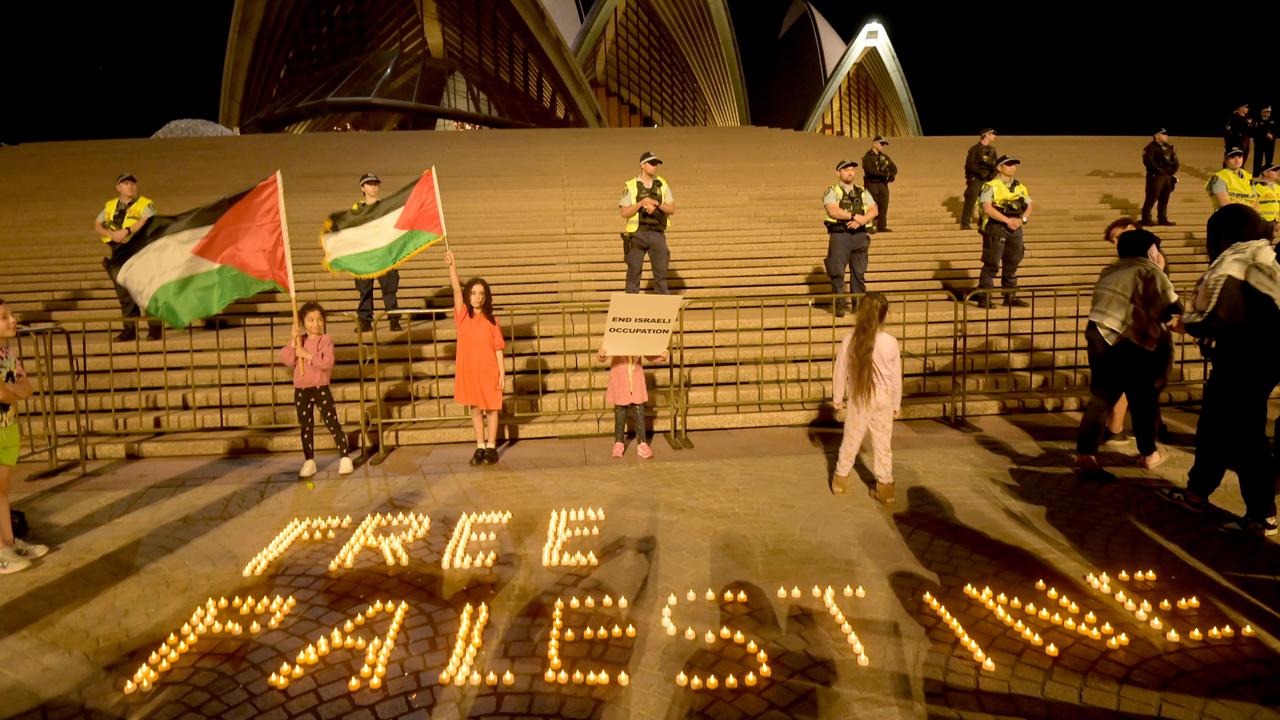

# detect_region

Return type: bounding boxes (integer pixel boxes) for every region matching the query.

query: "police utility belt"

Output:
[825,221,869,234]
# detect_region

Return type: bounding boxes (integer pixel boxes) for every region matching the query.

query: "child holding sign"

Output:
[598,345,666,458]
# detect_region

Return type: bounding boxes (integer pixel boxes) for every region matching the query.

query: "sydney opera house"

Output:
[219,0,920,138]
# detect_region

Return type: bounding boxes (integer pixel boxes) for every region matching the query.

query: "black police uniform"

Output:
[962,142,998,229]
[861,148,897,232]
[1141,137,1179,225]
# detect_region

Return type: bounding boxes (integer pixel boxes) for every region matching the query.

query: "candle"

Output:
[706,674,719,690]
[1166,629,1180,642]
[1146,569,1157,581]
[723,590,734,603]
[1118,633,1130,646]
[1189,596,1200,609]
[572,670,584,684]
[618,671,630,686]
[733,630,745,644]
[726,673,738,689]
[1036,579,1046,590]
[1222,625,1234,638]
[597,671,610,685]
[745,672,758,686]
[1150,617,1162,630]
[1190,628,1203,641]
[982,658,995,672]
[747,640,758,653]
[777,586,787,598]
[790,586,801,598]
[676,671,688,687]
[557,670,569,684]
[1242,625,1255,637]
[1046,643,1059,657]
[1208,627,1221,639]
[1118,570,1129,581]
[370,676,383,690]
[719,625,732,640]
[544,668,556,683]
[690,675,703,690]
[1107,636,1119,649]
[759,663,772,678]
[704,630,716,644]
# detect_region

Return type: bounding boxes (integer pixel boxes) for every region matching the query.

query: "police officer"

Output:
[93,173,161,341]
[823,160,879,316]
[1206,148,1257,210]
[350,173,401,332]
[861,135,897,233]
[1252,163,1280,227]
[961,129,998,230]
[1253,106,1275,177]
[1141,128,1179,226]
[976,155,1032,308]
[1225,103,1252,161]
[619,151,675,294]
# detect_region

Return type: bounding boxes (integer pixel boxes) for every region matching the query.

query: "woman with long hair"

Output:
[831,293,901,504]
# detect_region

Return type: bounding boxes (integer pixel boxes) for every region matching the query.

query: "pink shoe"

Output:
[637,443,654,459]
[612,442,625,458]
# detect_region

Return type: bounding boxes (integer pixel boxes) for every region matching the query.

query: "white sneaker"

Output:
[0,546,32,575]
[299,459,317,478]
[13,538,48,559]
[338,456,354,475]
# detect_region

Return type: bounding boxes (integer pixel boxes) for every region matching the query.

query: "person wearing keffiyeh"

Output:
[1167,205,1280,537]
[1076,229,1181,471]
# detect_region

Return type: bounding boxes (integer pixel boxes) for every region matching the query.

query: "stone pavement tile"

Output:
[5,415,1280,719]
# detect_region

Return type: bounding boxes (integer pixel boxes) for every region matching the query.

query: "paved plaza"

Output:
[2,410,1278,719]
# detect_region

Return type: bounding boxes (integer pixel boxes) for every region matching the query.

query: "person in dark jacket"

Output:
[1141,129,1179,226]
[1225,103,1253,161]
[1165,205,1280,537]
[961,129,998,230]
[861,136,897,233]
[1253,105,1275,177]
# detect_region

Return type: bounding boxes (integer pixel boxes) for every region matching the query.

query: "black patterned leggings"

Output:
[295,386,349,460]
[613,403,647,444]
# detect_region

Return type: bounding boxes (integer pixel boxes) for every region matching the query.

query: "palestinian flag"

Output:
[321,168,447,278]
[112,173,293,328]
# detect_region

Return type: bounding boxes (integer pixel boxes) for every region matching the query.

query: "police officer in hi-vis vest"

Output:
[822,160,879,316]
[976,155,1033,308]
[1206,148,1257,210]
[350,173,401,332]
[618,151,676,294]
[1252,163,1280,227]
[93,173,161,341]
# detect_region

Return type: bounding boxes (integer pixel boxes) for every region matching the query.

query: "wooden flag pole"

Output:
[276,170,305,371]
[430,166,450,251]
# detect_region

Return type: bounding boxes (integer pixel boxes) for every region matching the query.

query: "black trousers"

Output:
[979,225,1023,289]
[103,256,160,330]
[355,270,399,324]
[295,386,349,460]
[1076,323,1164,457]
[865,180,890,231]
[961,178,985,228]
[624,230,669,294]
[613,404,647,443]
[1187,347,1280,522]
[825,230,871,302]
[1141,175,1175,224]
[1254,141,1275,177]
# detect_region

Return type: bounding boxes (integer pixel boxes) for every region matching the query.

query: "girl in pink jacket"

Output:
[598,345,667,459]
[280,303,353,478]
[831,293,901,504]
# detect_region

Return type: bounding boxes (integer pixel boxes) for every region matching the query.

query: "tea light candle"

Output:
[1189,628,1203,641]
[1045,643,1059,657]
[745,671,758,686]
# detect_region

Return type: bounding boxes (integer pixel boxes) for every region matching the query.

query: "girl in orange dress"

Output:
[445,250,506,465]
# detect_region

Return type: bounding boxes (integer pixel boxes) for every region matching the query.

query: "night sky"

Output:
[2,2,1272,145]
